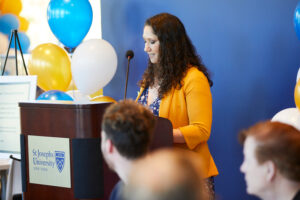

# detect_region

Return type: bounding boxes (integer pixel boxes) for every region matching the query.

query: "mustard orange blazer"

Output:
[136,67,218,178]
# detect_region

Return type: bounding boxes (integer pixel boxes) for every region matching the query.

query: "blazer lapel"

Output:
[159,87,175,118]
[135,87,144,101]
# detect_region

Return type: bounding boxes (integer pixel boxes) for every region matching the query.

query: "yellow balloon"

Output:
[17,16,29,32]
[90,95,116,103]
[28,43,71,91]
[0,0,3,10]
[89,88,103,98]
[0,0,22,15]
[67,79,78,91]
[295,80,300,110]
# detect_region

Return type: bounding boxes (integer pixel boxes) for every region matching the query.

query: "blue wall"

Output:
[101,0,300,199]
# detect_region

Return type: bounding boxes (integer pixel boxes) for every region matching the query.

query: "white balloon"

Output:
[71,39,117,95]
[0,32,9,54]
[271,107,300,131]
[297,67,300,83]
[66,90,90,103]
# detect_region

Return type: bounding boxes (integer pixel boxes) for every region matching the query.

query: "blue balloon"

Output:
[295,1,300,40]
[37,90,74,101]
[0,14,19,35]
[10,32,30,53]
[47,0,93,49]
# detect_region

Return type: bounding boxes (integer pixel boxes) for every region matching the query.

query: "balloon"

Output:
[0,0,3,10]
[71,39,117,95]
[295,1,300,40]
[17,16,29,32]
[37,90,73,101]
[47,0,93,49]
[295,79,300,109]
[90,95,116,103]
[67,79,103,98]
[271,107,300,131]
[28,43,72,91]
[10,32,30,53]
[0,14,19,35]
[297,67,300,83]
[89,88,103,99]
[66,90,90,102]
[0,32,8,54]
[0,0,22,15]
[67,79,78,91]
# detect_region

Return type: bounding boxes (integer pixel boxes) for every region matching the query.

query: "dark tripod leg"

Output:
[14,31,18,75]
[1,31,14,75]
[15,30,28,75]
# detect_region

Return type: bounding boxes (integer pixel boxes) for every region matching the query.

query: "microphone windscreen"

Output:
[126,50,134,59]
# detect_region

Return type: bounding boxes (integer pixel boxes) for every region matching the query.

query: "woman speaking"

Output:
[136,13,218,196]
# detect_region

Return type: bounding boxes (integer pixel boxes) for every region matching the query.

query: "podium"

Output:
[19,102,173,200]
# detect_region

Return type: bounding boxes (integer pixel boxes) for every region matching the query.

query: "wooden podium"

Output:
[19,102,173,200]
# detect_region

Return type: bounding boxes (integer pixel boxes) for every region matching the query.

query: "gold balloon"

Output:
[67,79,78,91]
[0,0,3,10]
[90,95,116,103]
[28,43,71,91]
[295,80,300,110]
[17,16,29,32]
[89,88,103,98]
[0,0,22,15]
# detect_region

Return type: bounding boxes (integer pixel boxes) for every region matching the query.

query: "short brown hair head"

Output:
[102,100,155,159]
[239,121,300,182]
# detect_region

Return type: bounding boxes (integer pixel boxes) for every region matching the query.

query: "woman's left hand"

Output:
[173,129,186,143]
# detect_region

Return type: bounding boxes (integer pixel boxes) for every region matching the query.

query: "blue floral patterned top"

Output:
[137,87,161,116]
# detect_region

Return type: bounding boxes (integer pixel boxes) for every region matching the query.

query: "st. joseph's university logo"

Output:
[55,151,65,173]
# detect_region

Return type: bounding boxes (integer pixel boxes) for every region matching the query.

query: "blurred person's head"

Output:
[123,148,209,200]
[101,100,155,182]
[239,121,300,200]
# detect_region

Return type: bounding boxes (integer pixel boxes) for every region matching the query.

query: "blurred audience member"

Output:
[239,121,300,200]
[123,148,211,200]
[101,100,156,200]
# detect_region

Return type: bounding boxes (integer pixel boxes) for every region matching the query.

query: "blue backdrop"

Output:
[101,0,300,199]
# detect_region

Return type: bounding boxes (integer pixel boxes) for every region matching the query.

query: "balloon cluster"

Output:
[271,68,300,131]
[271,3,300,130]
[0,0,30,53]
[32,0,117,103]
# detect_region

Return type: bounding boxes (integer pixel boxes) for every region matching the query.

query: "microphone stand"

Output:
[124,56,130,99]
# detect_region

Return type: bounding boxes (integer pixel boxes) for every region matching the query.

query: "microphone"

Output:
[124,50,134,99]
[126,50,134,60]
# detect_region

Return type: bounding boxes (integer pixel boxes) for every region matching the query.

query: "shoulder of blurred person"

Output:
[109,181,125,200]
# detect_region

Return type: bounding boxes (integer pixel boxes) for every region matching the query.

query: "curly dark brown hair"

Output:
[139,13,212,98]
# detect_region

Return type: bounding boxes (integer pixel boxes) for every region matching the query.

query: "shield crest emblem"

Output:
[55,151,65,173]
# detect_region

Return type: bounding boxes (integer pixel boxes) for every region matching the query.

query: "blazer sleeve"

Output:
[179,70,212,150]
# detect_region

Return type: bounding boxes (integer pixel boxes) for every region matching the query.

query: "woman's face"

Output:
[143,25,160,64]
